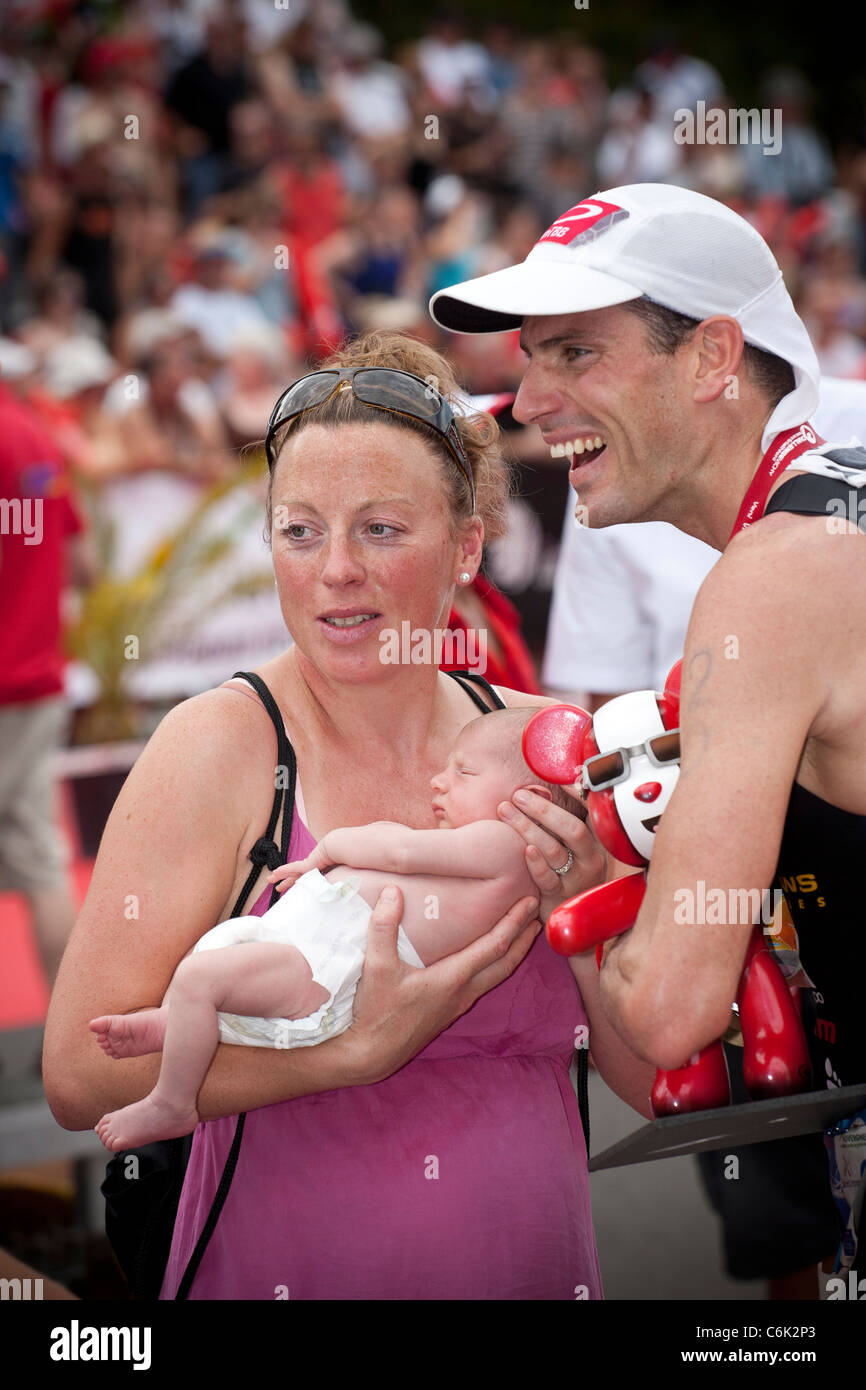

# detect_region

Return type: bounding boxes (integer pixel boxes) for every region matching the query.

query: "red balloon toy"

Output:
[523,660,812,1116]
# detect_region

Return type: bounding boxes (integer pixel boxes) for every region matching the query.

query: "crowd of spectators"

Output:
[2,1,866,658]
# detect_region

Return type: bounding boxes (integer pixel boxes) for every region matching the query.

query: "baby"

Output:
[91,708,579,1152]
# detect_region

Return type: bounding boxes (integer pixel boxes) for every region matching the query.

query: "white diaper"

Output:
[192,868,424,1048]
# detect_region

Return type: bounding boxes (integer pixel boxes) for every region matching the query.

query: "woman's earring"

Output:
[459,572,471,584]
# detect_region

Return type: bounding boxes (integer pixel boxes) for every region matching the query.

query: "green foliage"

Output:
[66,457,274,743]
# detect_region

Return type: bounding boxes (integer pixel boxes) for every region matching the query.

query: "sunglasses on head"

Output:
[264,366,477,512]
[581,730,681,792]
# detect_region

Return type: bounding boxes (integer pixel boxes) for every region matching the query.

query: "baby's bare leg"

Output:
[95,943,327,1152]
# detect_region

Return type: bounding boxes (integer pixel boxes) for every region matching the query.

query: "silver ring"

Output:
[553,849,574,878]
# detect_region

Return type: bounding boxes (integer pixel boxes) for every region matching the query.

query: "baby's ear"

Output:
[525,783,553,803]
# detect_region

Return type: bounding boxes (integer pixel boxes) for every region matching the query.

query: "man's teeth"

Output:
[550,436,605,459]
[324,614,376,626]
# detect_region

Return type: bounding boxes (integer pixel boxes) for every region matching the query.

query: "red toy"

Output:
[522,661,812,1115]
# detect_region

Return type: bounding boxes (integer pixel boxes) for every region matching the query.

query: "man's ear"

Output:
[691,315,744,404]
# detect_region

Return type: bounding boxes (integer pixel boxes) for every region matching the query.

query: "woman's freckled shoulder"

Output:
[148,684,281,773]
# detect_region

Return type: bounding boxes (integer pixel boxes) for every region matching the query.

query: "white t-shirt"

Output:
[541,376,866,695]
[415,38,491,107]
[170,285,269,359]
[329,64,410,139]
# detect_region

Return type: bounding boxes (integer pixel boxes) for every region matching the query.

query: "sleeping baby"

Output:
[91,707,580,1151]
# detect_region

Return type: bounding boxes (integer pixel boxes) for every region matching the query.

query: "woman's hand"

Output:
[349,887,542,1084]
[497,791,606,921]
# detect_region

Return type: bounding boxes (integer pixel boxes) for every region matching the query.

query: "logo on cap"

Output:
[537,200,628,249]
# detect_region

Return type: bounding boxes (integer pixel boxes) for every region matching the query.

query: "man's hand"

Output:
[350,886,542,1083]
[497,790,606,920]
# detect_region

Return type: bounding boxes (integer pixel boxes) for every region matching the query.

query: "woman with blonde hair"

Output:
[44,331,653,1300]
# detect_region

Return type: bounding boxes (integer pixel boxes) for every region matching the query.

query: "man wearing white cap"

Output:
[542,373,866,711]
[431,184,866,1284]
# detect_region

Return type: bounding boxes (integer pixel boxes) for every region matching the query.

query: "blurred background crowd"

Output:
[2,0,866,1299]
[3,0,866,703]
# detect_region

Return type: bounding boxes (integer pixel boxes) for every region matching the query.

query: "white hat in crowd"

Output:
[0,337,38,381]
[43,336,118,399]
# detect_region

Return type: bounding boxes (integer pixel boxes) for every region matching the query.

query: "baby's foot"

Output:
[89,1009,167,1059]
[95,1094,199,1152]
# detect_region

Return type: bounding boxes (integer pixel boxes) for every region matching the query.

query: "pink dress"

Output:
[160,798,602,1301]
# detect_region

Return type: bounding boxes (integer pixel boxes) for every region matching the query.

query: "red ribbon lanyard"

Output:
[727,422,824,544]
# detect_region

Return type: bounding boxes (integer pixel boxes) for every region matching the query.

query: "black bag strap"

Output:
[575,1049,590,1157]
[175,670,295,1300]
[447,671,590,1153]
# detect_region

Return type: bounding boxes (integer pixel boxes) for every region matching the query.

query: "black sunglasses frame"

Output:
[581,729,682,793]
[264,367,476,511]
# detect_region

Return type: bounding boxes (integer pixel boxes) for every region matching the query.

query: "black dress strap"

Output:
[446,668,506,712]
[226,671,297,917]
[175,669,295,1301]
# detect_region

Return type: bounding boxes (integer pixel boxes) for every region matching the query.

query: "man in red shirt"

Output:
[0,381,91,985]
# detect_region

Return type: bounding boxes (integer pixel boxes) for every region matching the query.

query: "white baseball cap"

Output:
[44,336,117,399]
[429,183,821,446]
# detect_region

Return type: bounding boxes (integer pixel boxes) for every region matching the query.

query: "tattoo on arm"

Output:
[687,649,713,705]
[680,648,713,774]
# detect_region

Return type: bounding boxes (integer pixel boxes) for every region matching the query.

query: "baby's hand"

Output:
[267,843,332,891]
[265,863,304,893]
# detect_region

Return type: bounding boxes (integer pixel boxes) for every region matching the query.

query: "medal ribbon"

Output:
[728,422,824,543]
